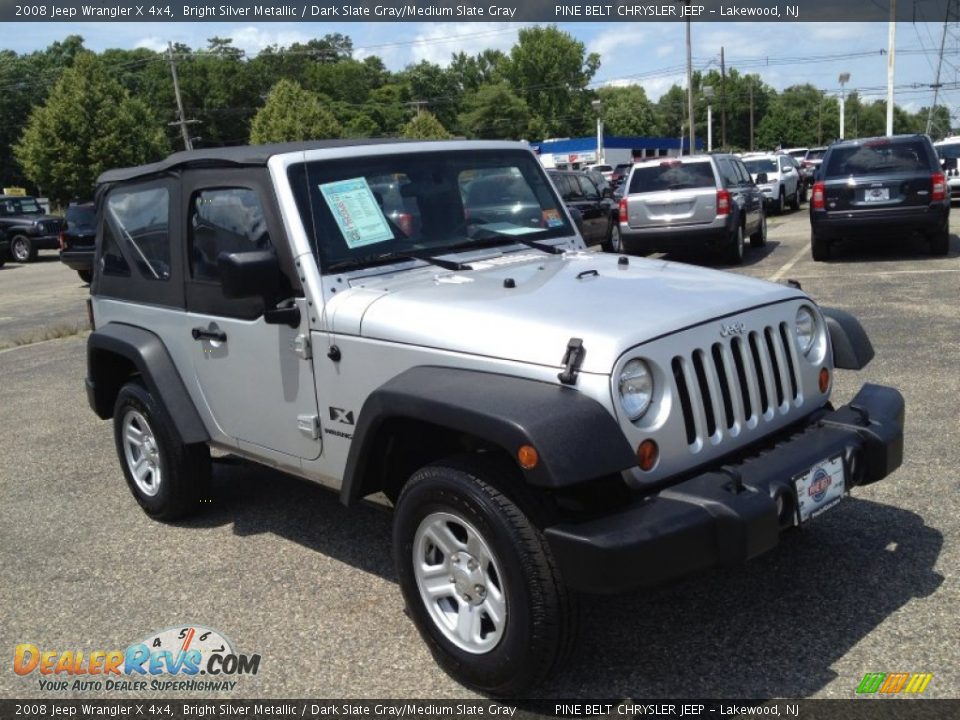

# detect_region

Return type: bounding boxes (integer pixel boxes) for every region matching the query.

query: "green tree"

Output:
[503,26,600,137]
[401,110,452,140]
[14,52,168,205]
[249,79,342,143]
[597,85,657,136]
[459,82,530,139]
[756,84,837,149]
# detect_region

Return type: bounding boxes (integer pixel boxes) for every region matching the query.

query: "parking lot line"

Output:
[767,243,810,282]
[784,267,960,280]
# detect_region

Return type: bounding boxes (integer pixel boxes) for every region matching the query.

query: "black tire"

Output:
[726,223,745,264]
[789,186,801,211]
[811,232,831,262]
[777,189,786,215]
[10,235,37,263]
[78,269,93,284]
[749,211,767,248]
[799,183,808,204]
[928,222,949,256]
[393,457,576,696]
[603,221,623,253]
[112,381,210,520]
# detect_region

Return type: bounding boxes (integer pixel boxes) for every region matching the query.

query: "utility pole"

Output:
[720,46,727,149]
[886,0,896,136]
[685,4,695,155]
[167,42,197,151]
[818,92,823,145]
[927,0,951,135]
[748,80,754,151]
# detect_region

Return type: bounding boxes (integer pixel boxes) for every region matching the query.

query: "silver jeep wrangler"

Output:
[85,140,904,695]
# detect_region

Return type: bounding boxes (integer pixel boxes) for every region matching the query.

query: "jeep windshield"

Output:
[289,149,573,272]
[0,197,43,216]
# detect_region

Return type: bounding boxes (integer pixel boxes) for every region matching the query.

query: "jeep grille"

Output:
[671,323,801,449]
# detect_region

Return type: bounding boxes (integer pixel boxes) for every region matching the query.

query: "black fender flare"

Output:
[821,307,874,370]
[340,366,637,505]
[86,323,208,444]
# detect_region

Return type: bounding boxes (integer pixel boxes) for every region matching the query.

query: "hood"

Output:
[330,250,804,374]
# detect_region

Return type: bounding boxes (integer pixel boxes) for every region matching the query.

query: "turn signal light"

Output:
[636,439,659,472]
[517,445,539,470]
[818,367,830,393]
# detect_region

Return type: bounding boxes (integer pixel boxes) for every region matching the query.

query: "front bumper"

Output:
[28,233,61,250]
[545,384,904,593]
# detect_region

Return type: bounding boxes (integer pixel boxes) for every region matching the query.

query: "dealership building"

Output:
[532,135,704,169]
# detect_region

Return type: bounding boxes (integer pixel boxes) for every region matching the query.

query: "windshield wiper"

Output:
[325,249,471,274]
[451,228,564,255]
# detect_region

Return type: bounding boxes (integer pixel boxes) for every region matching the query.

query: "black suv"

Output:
[810,135,950,260]
[547,169,618,250]
[0,195,66,263]
[59,201,97,283]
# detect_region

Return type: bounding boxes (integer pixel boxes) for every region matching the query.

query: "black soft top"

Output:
[97,138,416,184]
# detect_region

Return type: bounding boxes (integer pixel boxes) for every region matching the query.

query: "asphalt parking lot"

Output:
[0,209,957,703]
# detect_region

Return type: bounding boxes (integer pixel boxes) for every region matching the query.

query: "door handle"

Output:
[192,327,227,342]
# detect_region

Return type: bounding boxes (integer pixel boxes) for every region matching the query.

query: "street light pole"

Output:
[685,6,695,154]
[838,72,850,139]
[887,0,896,136]
[591,99,604,165]
[703,86,715,152]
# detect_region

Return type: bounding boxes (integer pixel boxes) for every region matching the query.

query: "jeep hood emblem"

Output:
[720,322,746,337]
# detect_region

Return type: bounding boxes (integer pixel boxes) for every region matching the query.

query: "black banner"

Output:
[0,0,955,24]
[1,700,959,720]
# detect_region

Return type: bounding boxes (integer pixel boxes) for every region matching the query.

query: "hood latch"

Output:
[558,337,585,386]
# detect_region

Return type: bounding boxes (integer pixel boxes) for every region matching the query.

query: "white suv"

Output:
[742,152,803,213]
[934,136,960,200]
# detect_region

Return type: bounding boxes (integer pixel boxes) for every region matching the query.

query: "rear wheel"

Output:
[10,235,36,263]
[928,222,950,256]
[726,223,745,264]
[113,381,210,520]
[78,269,93,284]
[811,231,831,261]
[749,212,767,248]
[603,221,623,253]
[393,458,576,696]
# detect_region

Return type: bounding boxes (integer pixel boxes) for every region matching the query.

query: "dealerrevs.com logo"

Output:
[14,625,261,692]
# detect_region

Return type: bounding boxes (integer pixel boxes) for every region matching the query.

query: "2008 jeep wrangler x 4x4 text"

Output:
[85,140,904,695]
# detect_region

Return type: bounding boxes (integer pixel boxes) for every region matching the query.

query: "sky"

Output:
[4,21,960,119]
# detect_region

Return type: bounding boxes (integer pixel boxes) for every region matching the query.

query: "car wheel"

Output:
[799,183,808,204]
[777,189,786,215]
[726,223,745,264]
[789,186,801,211]
[393,457,576,696]
[749,211,767,248]
[811,231,831,262]
[78,269,93,284]
[929,222,950,256]
[10,235,37,263]
[604,222,623,253]
[113,381,210,520]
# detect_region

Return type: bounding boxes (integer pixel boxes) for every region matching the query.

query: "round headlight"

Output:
[795,306,817,356]
[619,359,654,420]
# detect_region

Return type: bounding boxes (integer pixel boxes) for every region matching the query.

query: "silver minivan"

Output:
[615,154,766,264]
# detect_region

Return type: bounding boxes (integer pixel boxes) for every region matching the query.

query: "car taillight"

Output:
[398,212,413,236]
[58,231,65,250]
[931,172,946,201]
[618,197,627,221]
[812,181,826,210]
[716,189,731,216]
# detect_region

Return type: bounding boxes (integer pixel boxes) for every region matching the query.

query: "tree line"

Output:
[0,27,951,205]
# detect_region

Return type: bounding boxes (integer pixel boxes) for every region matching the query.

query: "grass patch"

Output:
[0,321,87,351]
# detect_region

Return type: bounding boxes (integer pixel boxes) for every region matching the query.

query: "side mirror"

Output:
[218,250,281,300]
[756,172,769,184]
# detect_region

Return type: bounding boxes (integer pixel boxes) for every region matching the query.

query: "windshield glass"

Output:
[628,161,715,193]
[66,206,96,230]
[0,197,43,216]
[743,159,777,174]
[290,149,573,272]
[824,140,930,177]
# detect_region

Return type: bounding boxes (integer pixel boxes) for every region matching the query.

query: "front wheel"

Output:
[777,189,786,215]
[789,186,801,211]
[112,381,210,520]
[10,235,37,263]
[393,458,576,696]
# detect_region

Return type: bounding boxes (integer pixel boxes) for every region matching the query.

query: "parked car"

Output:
[933,136,960,200]
[0,228,7,267]
[0,195,66,263]
[585,168,614,199]
[810,134,950,260]
[617,154,766,263]
[548,169,618,250]
[803,146,828,181]
[59,201,97,283]
[586,163,614,181]
[85,139,904,695]
[742,153,803,213]
[610,162,633,188]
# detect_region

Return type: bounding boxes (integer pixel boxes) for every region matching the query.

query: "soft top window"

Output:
[0,197,42,216]
[290,149,572,272]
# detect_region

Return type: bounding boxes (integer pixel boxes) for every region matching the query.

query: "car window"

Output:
[190,188,271,282]
[557,174,584,201]
[733,160,753,185]
[824,140,932,177]
[0,197,43,216]
[628,161,716,193]
[805,148,826,161]
[105,187,170,281]
[716,158,740,188]
[576,174,600,200]
[66,206,96,231]
[780,157,792,171]
[743,158,777,175]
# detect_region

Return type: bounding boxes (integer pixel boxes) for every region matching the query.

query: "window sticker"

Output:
[319,178,394,249]
[480,222,541,235]
[542,209,565,228]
